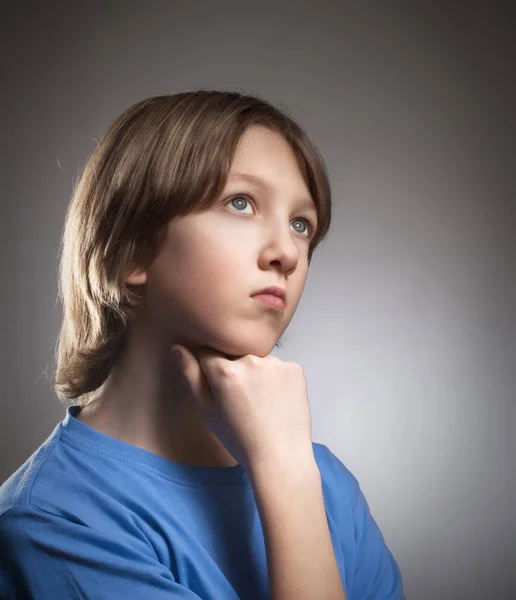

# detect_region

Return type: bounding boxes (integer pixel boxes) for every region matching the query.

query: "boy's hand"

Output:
[170,345,313,474]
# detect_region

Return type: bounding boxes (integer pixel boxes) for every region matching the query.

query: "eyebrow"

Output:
[227,172,317,217]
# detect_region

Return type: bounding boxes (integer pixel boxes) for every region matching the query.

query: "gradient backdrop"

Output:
[2,2,515,598]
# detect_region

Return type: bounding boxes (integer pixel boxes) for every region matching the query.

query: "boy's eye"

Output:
[224,194,316,239]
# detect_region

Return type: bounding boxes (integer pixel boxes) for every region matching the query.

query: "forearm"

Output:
[249,452,347,600]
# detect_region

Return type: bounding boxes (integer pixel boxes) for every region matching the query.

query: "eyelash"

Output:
[223,193,317,238]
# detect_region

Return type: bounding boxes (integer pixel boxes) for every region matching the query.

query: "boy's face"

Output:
[126,124,317,358]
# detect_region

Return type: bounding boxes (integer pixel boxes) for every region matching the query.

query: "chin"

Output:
[188,318,284,360]
[211,336,278,361]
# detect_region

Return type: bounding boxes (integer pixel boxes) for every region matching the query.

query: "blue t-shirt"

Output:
[0,406,405,599]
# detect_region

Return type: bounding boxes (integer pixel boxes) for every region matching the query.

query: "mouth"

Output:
[251,286,286,311]
[252,294,285,310]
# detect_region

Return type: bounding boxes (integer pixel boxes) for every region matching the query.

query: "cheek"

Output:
[151,239,249,309]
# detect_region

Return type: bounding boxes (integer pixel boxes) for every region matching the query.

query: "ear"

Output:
[125,266,147,285]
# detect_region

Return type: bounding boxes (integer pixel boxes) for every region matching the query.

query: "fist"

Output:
[171,345,313,474]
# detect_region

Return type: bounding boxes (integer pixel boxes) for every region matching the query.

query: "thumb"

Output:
[170,345,209,411]
[170,345,189,382]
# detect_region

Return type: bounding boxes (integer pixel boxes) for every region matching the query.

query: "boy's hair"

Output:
[52,90,332,406]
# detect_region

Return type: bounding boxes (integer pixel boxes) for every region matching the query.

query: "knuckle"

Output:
[215,362,235,377]
[287,360,303,371]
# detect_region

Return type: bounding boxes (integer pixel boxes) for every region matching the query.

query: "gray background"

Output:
[2,2,515,598]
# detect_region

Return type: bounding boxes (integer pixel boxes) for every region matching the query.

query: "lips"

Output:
[253,294,285,310]
[251,286,286,302]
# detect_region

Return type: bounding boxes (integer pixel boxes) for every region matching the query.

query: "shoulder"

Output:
[0,422,61,518]
[312,441,358,486]
[0,419,133,536]
[312,441,360,507]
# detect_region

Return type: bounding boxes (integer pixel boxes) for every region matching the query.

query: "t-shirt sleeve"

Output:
[0,505,203,600]
[350,478,406,600]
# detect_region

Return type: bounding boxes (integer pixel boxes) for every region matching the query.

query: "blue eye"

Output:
[225,194,316,239]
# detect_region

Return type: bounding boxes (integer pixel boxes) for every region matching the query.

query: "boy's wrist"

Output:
[247,446,320,488]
